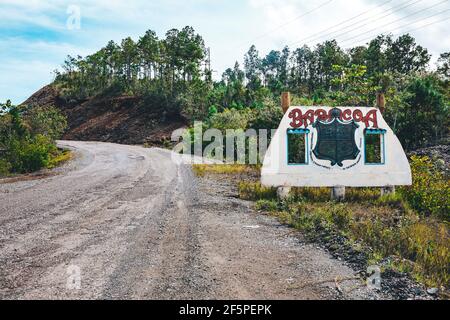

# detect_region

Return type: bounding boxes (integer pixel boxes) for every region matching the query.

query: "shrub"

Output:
[0,100,66,174]
[25,106,67,140]
[402,221,450,286]
[47,149,73,168]
[400,156,450,221]
[291,187,329,202]
[209,108,253,130]
[7,135,56,173]
[249,97,283,130]
[0,159,11,177]
[255,199,278,212]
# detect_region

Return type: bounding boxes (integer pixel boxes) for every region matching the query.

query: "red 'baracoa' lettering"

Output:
[342,109,352,121]
[303,110,315,127]
[352,109,363,122]
[363,109,378,128]
[288,108,378,128]
[315,109,328,121]
[288,109,303,128]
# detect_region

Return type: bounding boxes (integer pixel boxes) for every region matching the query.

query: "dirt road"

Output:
[0,141,381,299]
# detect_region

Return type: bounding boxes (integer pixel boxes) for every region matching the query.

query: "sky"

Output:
[1,0,449,104]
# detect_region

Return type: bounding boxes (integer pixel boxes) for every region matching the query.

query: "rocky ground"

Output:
[409,144,450,176]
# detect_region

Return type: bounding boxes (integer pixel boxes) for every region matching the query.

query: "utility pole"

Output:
[204,48,211,74]
[204,47,212,86]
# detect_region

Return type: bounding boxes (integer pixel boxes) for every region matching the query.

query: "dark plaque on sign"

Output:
[312,108,360,167]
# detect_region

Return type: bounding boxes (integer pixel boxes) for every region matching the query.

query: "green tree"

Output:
[26,106,68,141]
[290,45,315,94]
[437,52,450,80]
[0,101,67,174]
[331,64,379,106]
[314,40,349,89]
[394,76,448,150]
[138,30,160,80]
[244,45,262,91]
[385,34,431,74]
[120,37,140,85]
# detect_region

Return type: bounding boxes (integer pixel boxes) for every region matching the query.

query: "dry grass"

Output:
[192,164,260,177]
[48,149,73,168]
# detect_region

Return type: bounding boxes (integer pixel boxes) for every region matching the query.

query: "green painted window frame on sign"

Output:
[287,128,310,165]
[364,128,387,165]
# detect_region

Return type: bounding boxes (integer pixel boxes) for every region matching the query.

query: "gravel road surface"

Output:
[0,141,381,299]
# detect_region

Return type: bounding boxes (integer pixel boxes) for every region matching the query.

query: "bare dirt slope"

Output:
[0,141,382,299]
[22,85,185,145]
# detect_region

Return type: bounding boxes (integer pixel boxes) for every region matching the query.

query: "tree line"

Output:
[54,26,449,150]
[220,34,439,106]
[55,26,209,100]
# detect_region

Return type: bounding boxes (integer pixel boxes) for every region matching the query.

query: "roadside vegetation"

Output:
[192,164,259,177]
[0,100,68,177]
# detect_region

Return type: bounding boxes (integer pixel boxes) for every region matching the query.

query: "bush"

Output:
[267,199,449,287]
[7,135,56,173]
[0,100,67,174]
[249,97,283,130]
[255,199,278,212]
[0,158,11,177]
[403,221,450,286]
[25,106,67,140]
[400,156,450,221]
[209,108,253,130]
[290,202,352,232]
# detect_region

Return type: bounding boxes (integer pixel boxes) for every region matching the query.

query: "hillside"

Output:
[22,85,186,145]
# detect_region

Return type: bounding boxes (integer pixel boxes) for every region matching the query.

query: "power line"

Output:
[339,5,450,46]
[333,0,448,45]
[392,15,450,37]
[233,0,335,50]
[289,0,394,46]
[340,12,450,47]
[293,0,425,47]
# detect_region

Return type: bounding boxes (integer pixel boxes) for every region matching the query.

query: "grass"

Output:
[192,164,260,177]
[47,149,73,168]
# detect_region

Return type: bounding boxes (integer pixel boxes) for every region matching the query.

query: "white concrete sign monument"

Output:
[261,106,412,188]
